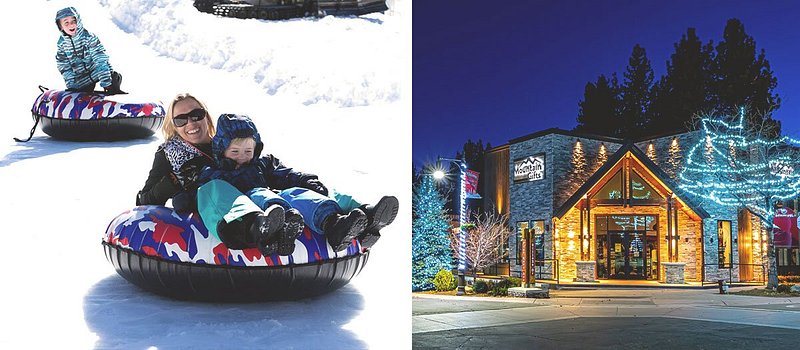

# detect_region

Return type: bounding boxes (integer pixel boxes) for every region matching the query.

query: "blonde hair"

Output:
[229,137,256,148]
[162,93,216,141]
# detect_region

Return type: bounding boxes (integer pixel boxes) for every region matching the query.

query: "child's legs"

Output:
[278,187,339,233]
[197,179,262,240]
[247,187,291,210]
[330,188,362,212]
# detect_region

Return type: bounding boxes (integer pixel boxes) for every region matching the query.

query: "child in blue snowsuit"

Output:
[196,114,390,255]
[55,7,123,94]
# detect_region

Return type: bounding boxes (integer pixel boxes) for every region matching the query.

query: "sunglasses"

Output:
[173,108,207,127]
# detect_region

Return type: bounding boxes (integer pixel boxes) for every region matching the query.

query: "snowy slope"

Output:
[0,0,410,349]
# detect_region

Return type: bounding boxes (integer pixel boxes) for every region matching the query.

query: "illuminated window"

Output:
[630,171,664,200]
[594,170,623,201]
[718,221,732,267]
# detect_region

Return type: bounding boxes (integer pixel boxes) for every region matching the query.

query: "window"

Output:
[630,171,664,200]
[718,220,732,267]
[593,170,623,201]
[532,220,545,263]
[515,221,528,265]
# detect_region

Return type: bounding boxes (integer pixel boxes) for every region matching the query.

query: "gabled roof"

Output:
[553,143,709,220]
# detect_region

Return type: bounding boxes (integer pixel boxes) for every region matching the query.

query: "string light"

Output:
[679,108,800,219]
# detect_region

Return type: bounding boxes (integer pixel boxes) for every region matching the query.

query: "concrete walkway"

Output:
[413,287,800,336]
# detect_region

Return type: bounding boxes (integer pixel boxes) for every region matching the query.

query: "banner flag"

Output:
[773,207,799,248]
[465,169,481,199]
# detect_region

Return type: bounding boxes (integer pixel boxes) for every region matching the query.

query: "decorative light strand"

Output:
[679,108,800,219]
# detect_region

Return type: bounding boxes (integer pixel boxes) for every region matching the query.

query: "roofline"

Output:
[486,143,509,154]
[508,128,625,145]
[553,143,710,220]
[633,128,702,143]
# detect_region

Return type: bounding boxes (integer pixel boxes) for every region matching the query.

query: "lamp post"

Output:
[434,157,469,296]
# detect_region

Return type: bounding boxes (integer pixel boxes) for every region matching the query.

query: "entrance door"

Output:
[608,231,646,279]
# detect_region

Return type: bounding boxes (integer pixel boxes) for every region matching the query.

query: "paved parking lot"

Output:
[412,287,800,349]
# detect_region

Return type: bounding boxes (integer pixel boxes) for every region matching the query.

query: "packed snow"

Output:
[0,0,410,349]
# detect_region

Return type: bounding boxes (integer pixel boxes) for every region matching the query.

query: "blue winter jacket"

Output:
[197,114,318,194]
[55,7,114,90]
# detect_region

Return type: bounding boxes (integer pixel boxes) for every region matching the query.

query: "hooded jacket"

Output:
[198,114,319,194]
[55,7,114,89]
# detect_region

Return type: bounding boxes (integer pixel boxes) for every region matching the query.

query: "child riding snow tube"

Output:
[18,86,164,142]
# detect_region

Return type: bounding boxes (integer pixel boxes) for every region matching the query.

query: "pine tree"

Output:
[412,175,454,291]
[712,18,781,136]
[575,74,620,136]
[619,44,655,138]
[679,109,800,290]
[650,28,715,134]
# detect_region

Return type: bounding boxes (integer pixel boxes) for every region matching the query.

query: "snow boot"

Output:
[323,208,367,251]
[357,196,399,249]
[276,208,304,256]
[217,216,250,249]
[252,204,286,256]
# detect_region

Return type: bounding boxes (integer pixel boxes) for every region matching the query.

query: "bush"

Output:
[507,276,522,288]
[489,278,510,296]
[473,279,489,293]
[777,284,792,293]
[433,269,456,291]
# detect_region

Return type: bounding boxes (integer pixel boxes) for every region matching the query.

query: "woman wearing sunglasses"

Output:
[136,93,397,252]
[136,93,216,210]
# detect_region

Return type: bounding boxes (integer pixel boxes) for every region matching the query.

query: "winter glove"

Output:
[103,87,127,95]
[172,191,196,213]
[302,178,329,196]
[136,174,180,206]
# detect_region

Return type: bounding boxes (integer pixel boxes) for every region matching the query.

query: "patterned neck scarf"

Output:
[159,137,210,187]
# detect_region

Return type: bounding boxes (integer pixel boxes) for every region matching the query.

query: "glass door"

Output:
[608,231,646,279]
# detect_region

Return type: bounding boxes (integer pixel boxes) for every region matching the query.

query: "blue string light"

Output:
[679,108,800,219]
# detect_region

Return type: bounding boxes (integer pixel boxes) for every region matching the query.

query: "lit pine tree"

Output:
[679,108,800,289]
[412,175,454,291]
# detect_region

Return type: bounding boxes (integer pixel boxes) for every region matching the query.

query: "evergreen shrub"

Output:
[433,269,456,291]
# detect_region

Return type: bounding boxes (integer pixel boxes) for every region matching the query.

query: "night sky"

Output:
[412,0,800,169]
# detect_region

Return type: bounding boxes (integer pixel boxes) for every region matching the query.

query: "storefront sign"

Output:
[513,154,545,183]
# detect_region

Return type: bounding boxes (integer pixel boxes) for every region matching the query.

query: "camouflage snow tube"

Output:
[102,205,369,301]
[31,88,165,141]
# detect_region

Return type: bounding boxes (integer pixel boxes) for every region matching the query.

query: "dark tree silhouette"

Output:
[619,44,655,139]
[575,74,620,136]
[712,18,781,137]
[650,28,715,134]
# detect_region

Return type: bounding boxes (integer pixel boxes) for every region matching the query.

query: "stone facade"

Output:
[498,128,759,284]
[575,261,596,282]
[663,262,686,284]
[508,131,622,277]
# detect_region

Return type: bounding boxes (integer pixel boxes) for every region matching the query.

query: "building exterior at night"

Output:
[481,128,798,284]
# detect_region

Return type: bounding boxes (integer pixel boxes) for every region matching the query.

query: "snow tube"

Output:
[102,205,369,301]
[28,87,165,141]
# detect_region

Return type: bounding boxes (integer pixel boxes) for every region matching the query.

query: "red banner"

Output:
[465,169,480,199]
[773,207,799,248]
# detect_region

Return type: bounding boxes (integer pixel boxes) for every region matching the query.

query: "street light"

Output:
[437,157,469,296]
